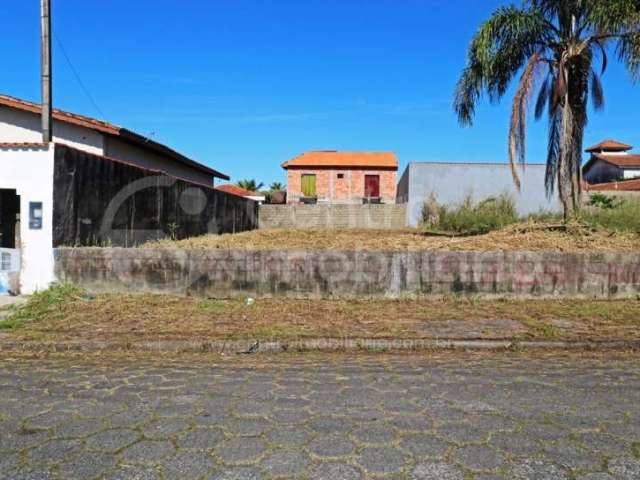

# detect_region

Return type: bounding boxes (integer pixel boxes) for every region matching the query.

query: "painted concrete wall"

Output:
[104,137,214,185]
[0,106,104,154]
[623,169,640,180]
[399,163,561,227]
[0,145,56,294]
[286,168,397,204]
[55,248,640,299]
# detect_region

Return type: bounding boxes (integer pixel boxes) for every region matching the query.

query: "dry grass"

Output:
[10,293,640,343]
[145,221,640,252]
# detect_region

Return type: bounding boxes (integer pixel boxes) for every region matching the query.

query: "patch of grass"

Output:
[426,193,519,235]
[583,197,640,234]
[0,283,85,331]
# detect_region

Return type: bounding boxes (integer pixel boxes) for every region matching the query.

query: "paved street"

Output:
[0,354,639,479]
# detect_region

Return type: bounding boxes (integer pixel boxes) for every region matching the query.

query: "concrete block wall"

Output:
[55,248,640,299]
[259,204,408,229]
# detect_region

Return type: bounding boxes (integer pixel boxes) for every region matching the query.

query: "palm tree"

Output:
[454,0,640,218]
[237,179,264,192]
[269,182,284,191]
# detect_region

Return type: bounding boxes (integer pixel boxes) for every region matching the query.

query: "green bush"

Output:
[583,196,640,234]
[428,193,519,235]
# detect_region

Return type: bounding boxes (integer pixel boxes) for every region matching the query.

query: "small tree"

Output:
[454,0,640,219]
[269,182,284,191]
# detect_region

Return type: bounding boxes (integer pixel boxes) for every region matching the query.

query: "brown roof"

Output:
[591,153,640,168]
[0,94,229,180]
[585,139,633,153]
[282,151,398,169]
[215,184,262,198]
[0,142,48,149]
[586,178,640,192]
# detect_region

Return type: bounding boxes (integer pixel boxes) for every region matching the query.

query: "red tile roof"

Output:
[591,153,640,168]
[585,139,632,153]
[0,142,48,149]
[0,94,229,180]
[215,184,262,198]
[282,151,398,169]
[586,178,640,191]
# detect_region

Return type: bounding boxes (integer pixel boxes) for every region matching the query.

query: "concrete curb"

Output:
[1,338,639,354]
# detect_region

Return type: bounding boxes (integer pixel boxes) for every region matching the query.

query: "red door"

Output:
[364,175,380,198]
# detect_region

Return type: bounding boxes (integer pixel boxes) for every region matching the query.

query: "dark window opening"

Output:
[0,189,20,249]
[337,173,344,179]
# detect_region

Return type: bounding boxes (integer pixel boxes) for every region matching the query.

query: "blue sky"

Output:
[2,1,640,186]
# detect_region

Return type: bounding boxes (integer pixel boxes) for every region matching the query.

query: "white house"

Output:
[0,94,231,295]
[582,139,640,184]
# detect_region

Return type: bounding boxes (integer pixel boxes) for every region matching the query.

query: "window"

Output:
[1,253,10,272]
[301,174,317,197]
[337,173,344,179]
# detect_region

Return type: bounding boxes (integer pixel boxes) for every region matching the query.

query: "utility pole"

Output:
[41,0,53,143]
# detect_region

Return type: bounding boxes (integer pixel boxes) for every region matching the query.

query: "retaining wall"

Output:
[259,204,407,229]
[55,248,640,299]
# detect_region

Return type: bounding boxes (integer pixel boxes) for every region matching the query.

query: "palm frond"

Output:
[454,6,548,125]
[534,73,552,120]
[590,69,605,111]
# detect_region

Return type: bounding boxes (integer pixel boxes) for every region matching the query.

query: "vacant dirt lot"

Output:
[146,223,640,252]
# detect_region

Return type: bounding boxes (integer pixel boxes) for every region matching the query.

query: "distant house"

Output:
[397,162,559,228]
[215,184,266,204]
[281,151,398,204]
[582,139,640,185]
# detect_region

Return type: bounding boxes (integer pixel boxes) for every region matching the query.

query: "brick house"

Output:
[281,151,398,204]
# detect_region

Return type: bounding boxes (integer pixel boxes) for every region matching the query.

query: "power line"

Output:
[53,31,107,119]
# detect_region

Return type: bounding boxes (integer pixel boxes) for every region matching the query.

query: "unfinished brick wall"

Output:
[286,168,397,204]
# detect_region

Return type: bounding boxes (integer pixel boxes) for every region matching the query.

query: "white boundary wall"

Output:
[0,145,55,294]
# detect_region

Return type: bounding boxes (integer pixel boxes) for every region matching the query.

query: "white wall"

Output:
[0,106,104,155]
[0,145,55,294]
[623,169,640,180]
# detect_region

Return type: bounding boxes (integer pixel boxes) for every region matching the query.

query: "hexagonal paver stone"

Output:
[161,451,215,480]
[509,459,570,479]
[437,423,489,444]
[357,446,406,475]
[400,434,449,457]
[52,418,105,439]
[543,442,602,471]
[490,431,540,456]
[260,449,311,477]
[215,437,267,465]
[0,468,57,480]
[86,429,140,453]
[309,417,354,435]
[26,439,83,464]
[104,465,160,480]
[308,434,356,457]
[310,462,363,480]
[266,425,312,446]
[178,427,225,450]
[352,424,397,445]
[0,429,50,452]
[58,453,117,479]
[121,440,175,464]
[209,467,263,480]
[389,415,433,432]
[411,463,465,480]
[608,457,640,479]
[576,474,614,480]
[142,418,190,439]
[0,452,19,476]
[226,418,271,437]
[453,445,504,471]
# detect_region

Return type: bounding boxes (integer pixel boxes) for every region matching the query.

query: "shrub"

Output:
[583,196,640,234]
[428,193,518,235]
